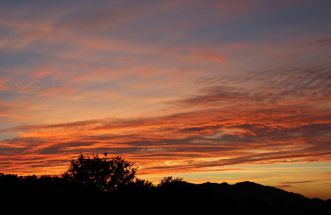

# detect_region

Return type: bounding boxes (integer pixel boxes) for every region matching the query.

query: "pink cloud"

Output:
[201,52,227,64]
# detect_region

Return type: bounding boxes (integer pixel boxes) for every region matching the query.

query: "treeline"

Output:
[1,154,331,214]
[0,154,185,193]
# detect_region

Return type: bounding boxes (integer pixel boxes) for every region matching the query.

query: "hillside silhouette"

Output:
[1,154,330,214]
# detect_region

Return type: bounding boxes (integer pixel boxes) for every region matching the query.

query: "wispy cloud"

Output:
[1,94,330,175]
[0,0,331,199]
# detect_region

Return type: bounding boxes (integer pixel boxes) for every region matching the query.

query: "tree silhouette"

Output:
[63,153,137,192]
[1,154,331,214]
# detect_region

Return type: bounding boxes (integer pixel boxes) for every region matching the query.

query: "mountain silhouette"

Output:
[1,154,330,214]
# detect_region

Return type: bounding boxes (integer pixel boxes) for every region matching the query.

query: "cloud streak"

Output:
[0,0,331,199]
[1,93,330,175]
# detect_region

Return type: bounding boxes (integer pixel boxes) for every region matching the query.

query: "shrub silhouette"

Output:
[159,176,184,186]
[158,176,192,192]
[63,153,137,192]
[123,178,155,193]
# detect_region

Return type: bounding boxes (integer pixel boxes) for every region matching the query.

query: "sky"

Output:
[0,0,331,199]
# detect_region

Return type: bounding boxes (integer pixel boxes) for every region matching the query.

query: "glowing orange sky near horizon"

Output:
[0,0,331,199]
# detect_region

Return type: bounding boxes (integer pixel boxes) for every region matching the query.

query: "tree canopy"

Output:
[63,153,137,192]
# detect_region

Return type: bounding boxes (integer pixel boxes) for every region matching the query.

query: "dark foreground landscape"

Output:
[1,154,330,214]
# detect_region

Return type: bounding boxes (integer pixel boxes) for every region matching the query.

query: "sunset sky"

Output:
[0,0,331,199]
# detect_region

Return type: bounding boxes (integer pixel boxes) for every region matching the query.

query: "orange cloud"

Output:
[2,59,331,177]
[0,0,330,200]
[1,98,330,175]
